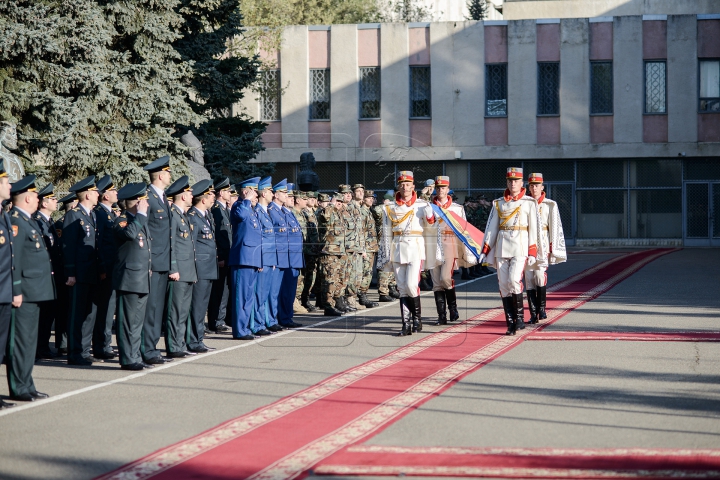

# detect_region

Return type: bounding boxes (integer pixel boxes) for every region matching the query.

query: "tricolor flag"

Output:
[431,204,485,261]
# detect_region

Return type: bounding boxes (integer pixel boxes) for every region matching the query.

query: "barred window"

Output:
[699,60,720,113]
[485,63,507,117]
[309,69,330,120]
[537,62,560,115]
[260,70,280,121]
[590,62,613,114]
[409,66,431,118]
[359,67,380,119]
[644,61,666,114]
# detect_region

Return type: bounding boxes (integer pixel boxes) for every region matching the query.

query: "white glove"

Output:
[527,256,537,266]
[478,253,486,264]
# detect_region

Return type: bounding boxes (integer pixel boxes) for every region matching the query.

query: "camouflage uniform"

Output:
[318,204,346,308]
[298,205,321,307]
[293,207,308,300]
[342,200,363,303]
[359,201,378,294]
[371,204,396,296]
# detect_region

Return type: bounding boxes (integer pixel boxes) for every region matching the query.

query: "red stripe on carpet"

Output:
[527,331,720,342]
[96,249,678,480]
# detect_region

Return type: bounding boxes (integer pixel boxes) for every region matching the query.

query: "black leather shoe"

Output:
[36,350,56,360]
[234,335,256,340]
[255,329,272,336]
[121,363,145,371]
[378,295,394,302]
[0,399,16,409]
[68,357,93,366]
[281,321,302,329]
[144,356,170,365]
[188,346,209,353]
[10,393,35,402]
[58,348,69,355]
[95,351,117,360]
[210,324,230,333]
[167,351,192,358]
[87,356,105,363]
[324,306,344,317]
[31,391,49,399]
[461,268,471,280]
[267,324,284,332]
[204,328,213,335]
[140,362,155,369]
[201,344,217,351]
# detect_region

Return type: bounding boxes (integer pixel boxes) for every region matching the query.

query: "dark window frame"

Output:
[309,68,331,121]
[590,61,613,115]
[485,63,508,118]
[359,66,381,120]
[643,60,667,115]
[698,58,720,114]
[537,61,560,116]
[409,65,432,119]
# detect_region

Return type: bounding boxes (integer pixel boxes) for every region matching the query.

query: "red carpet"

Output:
[97,249,678,480]
[527,331,720,342]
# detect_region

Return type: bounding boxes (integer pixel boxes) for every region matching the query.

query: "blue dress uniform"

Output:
[279,183,305,328]
[0,161,17,408]
[229,177,261,340]
[186,180,219,352]
[7,175,55,401]
[208,178,232,333]
[63,175,100,365]
[92,175,118,360]
[267,180,290,329]
[113,183,153,370]
[252,177,279,334]
[52,192,76,353]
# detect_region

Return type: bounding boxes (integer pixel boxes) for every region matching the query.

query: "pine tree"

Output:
[466,0,488,21]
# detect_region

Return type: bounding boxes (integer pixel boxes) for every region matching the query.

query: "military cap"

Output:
[352,183,364,191]
[257,176,271,191]
[506,167,523,180]
[239,177,260,190]
[96,174,115,193]
[37,183,56,199]
[117,182,148,201]
[143,155,171,173]
[272,178,288,192]
[69,175,97,193]
[337,184,352,194]
[435,176,450,187]
[229,185,238,195]
[424,178,435,187]
[528,172,543,184]
[166,175,192,197]
[10,175,37,196]
[307,191,318,199]
[332,192,344,201]
[0,159,7,179]
[213,177,230,192]
[318,193,330,202]
[58,192,77,206]
[286,183,295,196]
[364,189,375,198]
[384,189,395,200]
[296,191,308,200]
[449,189,454,196]
[397,171,414,184]
[191,179,213,197]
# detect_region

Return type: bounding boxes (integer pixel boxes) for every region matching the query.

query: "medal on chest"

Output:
[138,234,144,248]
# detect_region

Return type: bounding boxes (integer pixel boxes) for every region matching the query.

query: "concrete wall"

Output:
[380,23,409,148]
[507,20,537,146]
[667,15,697,144]
[280,26,309,149]
[560,18,589,145]
[614,16,643,144]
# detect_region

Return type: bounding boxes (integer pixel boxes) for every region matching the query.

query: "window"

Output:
[309,69,330,120]
[359,67,380,119]
[644,61,666,114]
[699,60,720,113]
[590,61,613,114]
[485,64,507,117]
[260,70,280,121]
[537,62,560,115]
[409,66,431,118]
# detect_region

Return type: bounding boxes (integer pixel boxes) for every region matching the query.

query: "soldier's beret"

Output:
[117,182,148,201]
[96,175,115,193]
[10,175,37,196]
[166,175,192,197]
[191,179,213,197]
[37,183,55,199]
[213,177,230,192]
[144,155,171,173]
[69,175,97,194]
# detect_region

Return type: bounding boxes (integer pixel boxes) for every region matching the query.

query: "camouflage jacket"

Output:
[371,204,385,237]
[343,201,364,253]
[360,204,378,252]
[301,207,321,255]
[318,205,345,256]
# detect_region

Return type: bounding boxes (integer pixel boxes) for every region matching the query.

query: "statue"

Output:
[180,129,211,182]
[0,122,25,183]
[297,152,319,192]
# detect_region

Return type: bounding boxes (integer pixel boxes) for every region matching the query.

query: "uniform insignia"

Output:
[80,220,84,226]
[56,229,62,238]
[36,242,40,249]
[157,209,164,213]
[12,211,18,218]
[107,215,111,220]
[190,225,194,230]
[12,225,18,236]
[119,221,127,228]
[0,237,4,244]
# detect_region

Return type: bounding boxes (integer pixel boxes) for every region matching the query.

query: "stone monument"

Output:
[0,122,25,183]
[297,152,320,192]
[180,129,211,182]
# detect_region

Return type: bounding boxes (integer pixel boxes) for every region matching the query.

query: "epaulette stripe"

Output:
[13,280,21,285]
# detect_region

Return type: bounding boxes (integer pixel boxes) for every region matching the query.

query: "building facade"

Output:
[239,15,720,246]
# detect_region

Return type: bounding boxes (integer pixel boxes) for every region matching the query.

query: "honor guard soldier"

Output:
[479,167,543,335]
[358,188,379,308]
[525,173,566,323]
[208,178,232,333]
[229,177,261,340]
[53,192,76,354]
[279,183,304,327]
[372,191,400,302]
[429,176,470,325]
[164,176,199,357]
[92,175,119,360]
[7,175,54,401]
[318,192,347,317]
[113,183,154,370]
[63,175,101,365]
[377,171,435,336]
[142,155,173,365]
[252,176,279,335]
[33,183,61,359]
[0,161,17,408]
[186,180,218,353]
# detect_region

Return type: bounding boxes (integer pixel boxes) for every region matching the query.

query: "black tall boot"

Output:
[469,265,481,278]
[514,293,526,330]
[461,268,471,280]
[445,288,459,322]
[389,285,401,299]
[358,292,379,308]
[527,289,538,324]
[334,296,349,313]
[411,296,423,332]
[433,291,447,326]
[396,298,412,336]
[537,285,547,320]
[502,296,514,335]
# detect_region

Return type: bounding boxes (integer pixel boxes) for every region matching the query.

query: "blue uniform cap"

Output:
[286,183,295,196]
[272,178,288,192]
[117,182,148,201]
[95,174,115,193]
[191,179,214,197]
[165,175,192,197]
[69,175,97,193]
[258,176,273,190]
[238,176,260,190]
[10,175,37,196]
[143,155,171,173]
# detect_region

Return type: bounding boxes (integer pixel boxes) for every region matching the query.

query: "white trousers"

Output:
[524,264,547,289]
[430,258,456,291]
[393,261,422,298]
[496,256,527,297]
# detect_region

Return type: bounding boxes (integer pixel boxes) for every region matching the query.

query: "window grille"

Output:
[359,67,381,119]
[485,64,507,117]
[409,66,431,118]
[590,62,613,115]
[644,61,666,114]
[260,70,280,121]
[309,69,330,120]
[699,60,720,113]
[537,62,560,115]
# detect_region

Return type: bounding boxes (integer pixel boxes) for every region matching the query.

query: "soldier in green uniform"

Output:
[372,190,400,302]
[318,192,347,316]
[7,175,54,401]
[341,185,362,311]
[300,191,321,311]
[357,189,379,308]
[292,191,318,313]
[33,183,60,359]
[52,192,76,355]
[113,183,154,370]
[313,193,330,309]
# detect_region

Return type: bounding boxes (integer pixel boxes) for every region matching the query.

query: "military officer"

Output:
[524,173,566,324]
[63,175,101,365]
[252,176,279,335]
[33,183,61,359]
[339,184,364,311]
[0,161,17,408]
[53,192,76,355]
[113,183,154,370]
[208,178,232,333]
[186,180,218,353]
[92,175,118,360]
[278,183,304,327]
[267,180,296,327]
[229,177,261,340]
[7,175,54,401]
[291,191,310,314]
[142,155,173,365]
[317,192,347,317]
[297,191,321,312]
[479,167,542,335]
[228,185,239,209]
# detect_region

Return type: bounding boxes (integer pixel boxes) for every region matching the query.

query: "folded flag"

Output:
[431,204,485,261]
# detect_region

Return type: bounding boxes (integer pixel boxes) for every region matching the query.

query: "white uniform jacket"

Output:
[377,192,434,270]
[536,193,567,267]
